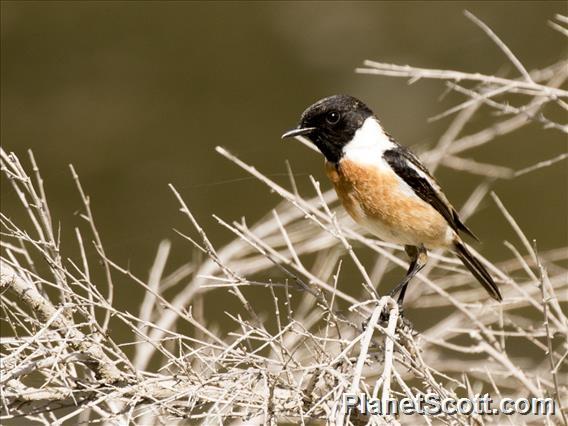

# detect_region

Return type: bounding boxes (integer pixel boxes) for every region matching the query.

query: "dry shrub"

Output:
[1,12,567,426]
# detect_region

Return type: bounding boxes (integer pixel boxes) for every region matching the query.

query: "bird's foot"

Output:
[379,303,404,323]
[361,303,404,332]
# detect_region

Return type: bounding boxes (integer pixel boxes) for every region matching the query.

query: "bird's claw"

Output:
[361,304,404,331]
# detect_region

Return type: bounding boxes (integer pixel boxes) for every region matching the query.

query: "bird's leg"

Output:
[387,245,428,313]
[367,245,428,329]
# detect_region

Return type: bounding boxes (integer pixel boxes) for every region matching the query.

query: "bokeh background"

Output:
[2,2,566,331]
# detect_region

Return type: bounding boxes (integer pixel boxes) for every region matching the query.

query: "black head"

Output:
[282,94,373,163]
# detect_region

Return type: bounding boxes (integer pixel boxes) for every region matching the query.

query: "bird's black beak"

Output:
[281,127,315,140]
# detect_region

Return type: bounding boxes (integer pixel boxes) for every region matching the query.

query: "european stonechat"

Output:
[282,95,502,311]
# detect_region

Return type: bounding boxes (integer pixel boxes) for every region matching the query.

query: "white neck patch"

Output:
[342,117,396,166]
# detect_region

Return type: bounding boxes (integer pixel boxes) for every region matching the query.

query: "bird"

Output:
[282,94,502,312]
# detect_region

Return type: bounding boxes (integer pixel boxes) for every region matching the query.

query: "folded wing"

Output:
[383,145,478,241]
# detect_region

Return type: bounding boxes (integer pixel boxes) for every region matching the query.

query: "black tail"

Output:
[453,241,502,301]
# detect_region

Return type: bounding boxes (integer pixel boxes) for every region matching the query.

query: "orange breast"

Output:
[325,159,451,248]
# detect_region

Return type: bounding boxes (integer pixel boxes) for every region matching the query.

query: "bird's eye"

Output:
[326,111,340,125]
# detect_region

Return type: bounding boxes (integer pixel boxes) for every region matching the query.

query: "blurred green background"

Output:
[2,1,566,328]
